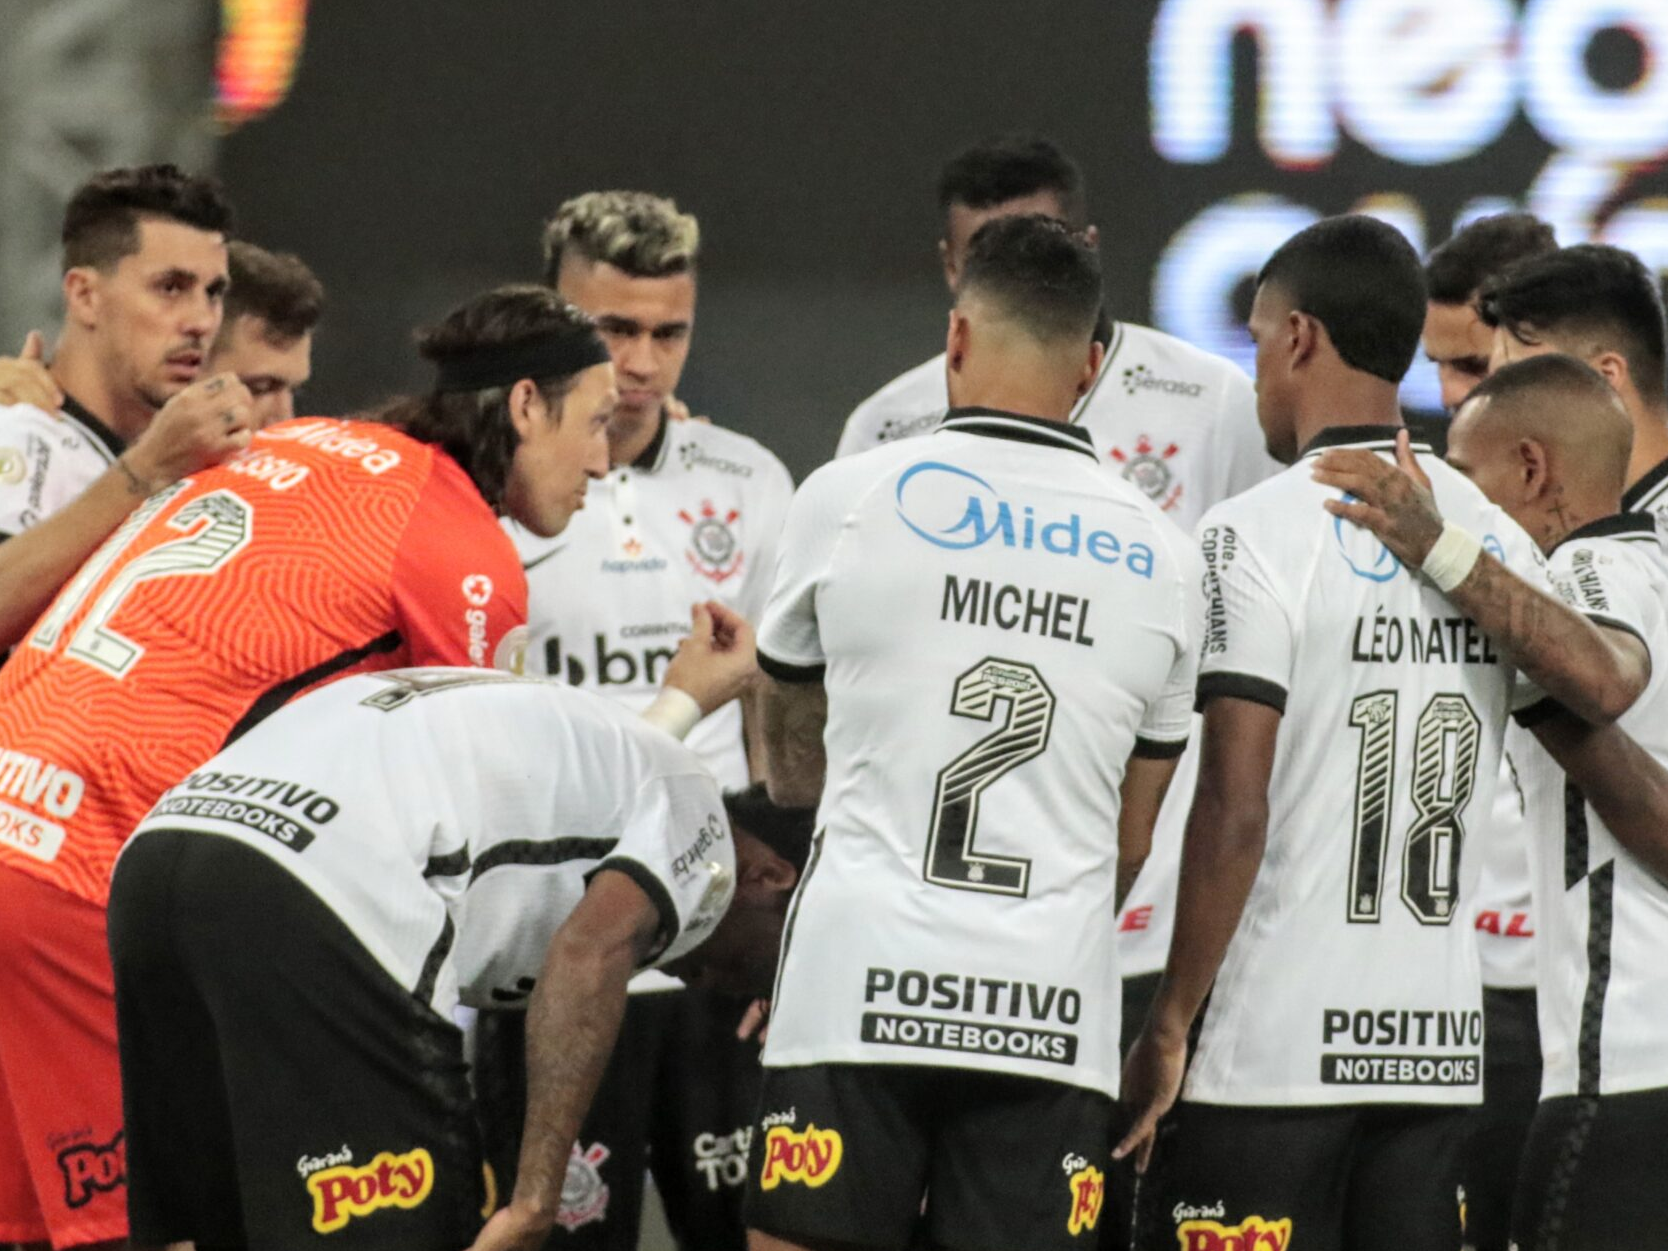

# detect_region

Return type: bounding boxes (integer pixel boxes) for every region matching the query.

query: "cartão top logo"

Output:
[895,462,1155,578]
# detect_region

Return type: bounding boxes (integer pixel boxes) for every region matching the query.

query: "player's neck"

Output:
[609,404,666,469]
[1536,490,1623,554]
[50,334,153,444]
[1626,402,1668,490]
[946,375,1078,424]
[1290,379,1403,456]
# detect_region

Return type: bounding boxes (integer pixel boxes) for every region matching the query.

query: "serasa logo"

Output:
[894,462,1155,578]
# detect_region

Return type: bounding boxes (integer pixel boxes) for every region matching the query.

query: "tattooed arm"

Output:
[1532,708,1668,885]
[1312,431,1648,726]
[760,677,828,809]
[470,871,660,1251]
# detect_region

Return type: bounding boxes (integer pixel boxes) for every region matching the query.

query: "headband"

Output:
[431,333,611,394]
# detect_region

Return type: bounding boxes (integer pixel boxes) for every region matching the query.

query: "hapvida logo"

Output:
[1176,1214,1293,1251]
[894,462,1155,578]
[57,1130,124,1209]
[307,1147,434,1233]
[758,1124,843,1190]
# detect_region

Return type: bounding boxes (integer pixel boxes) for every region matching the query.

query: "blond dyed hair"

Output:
[542,191,700,284]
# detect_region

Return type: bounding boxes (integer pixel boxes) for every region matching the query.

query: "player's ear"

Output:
[1077,339,1106,398]
[1517,437,1552,500]
[735,832,796,897]
[1590,350,1631,398]
[505,378,544,439]
[939,237,957,292]
[62,267,100,330]
[946,309,971,374]
[1289,310,1321,371]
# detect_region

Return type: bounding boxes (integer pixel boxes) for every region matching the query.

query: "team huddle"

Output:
[0,136,1663,1251]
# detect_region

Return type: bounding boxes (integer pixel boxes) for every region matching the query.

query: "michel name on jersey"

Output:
[1349,613,1500,666]
[939,576,1096,648]
[859,966,1082,1065]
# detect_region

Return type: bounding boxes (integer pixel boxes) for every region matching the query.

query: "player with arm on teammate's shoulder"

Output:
[1313,353,1668,1249]
[1115,216,1577,1251]
[753,214,1200,1251]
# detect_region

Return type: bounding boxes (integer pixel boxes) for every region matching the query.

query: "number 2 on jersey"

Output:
[925,657,1055,897]
[1346,690,1481,925]
[29,485,253,678]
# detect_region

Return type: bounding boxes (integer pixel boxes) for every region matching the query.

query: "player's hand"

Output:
[124,372,255,489]
[0,332,63,411]
[662,601,758,715]
[665,396,709,424]
[466,1200,553,1251]
[1312,429,1444,568]
[1112,1026,1187,1174]
[737,998,771,1044]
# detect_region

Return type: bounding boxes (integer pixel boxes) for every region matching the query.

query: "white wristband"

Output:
[1421,522,1482,593]
[641,687,703,740]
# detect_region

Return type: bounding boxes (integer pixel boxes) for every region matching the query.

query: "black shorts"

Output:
[745,1063,1114,1251]
[109,831,486,1251]
[1465,987,1541,1251]
[1512,1086,1668,1251]
[475,987,760,1251]
[1135,1101,1470,1251]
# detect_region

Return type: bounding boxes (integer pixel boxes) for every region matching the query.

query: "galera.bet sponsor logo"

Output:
[894,462,1156,577]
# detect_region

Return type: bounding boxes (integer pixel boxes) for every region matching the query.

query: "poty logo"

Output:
[894,462,1155,577]
[462,574,494,607]
[758,1124,843,1190]
[1332,504,1401,582]
[57,1131,124,1209]
[1176,1215,1293,1251]
[1067,1164,1104,1236]
[307,1147,434,1234]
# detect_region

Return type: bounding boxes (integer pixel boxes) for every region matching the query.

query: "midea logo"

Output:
[893,461,1155,578]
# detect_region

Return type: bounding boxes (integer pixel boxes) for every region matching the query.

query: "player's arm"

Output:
[1313,431,1648,726]
[647,602,759,739]
[1116,696,1279,1171]
[760,677,827,808]
[0,372,253,649]
[471,870,663,1251]
[1117,754,1181,910]
[1530,708,1668,884]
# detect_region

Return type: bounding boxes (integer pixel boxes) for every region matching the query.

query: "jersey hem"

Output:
[1180,1085,1483,1108]
[592,855,679,960]
[759,1048,1116,1096]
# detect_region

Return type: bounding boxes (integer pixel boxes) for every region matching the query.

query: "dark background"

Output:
[221,1,1668,479]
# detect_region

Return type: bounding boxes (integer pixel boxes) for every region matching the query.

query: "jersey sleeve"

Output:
[1134,544,1205,756]
[756,464,847,682]
[0,405,85,539]
[1193,512,1294,714]
[595,764,735,965]
[390,452,529,670]
[737,452,796,623]
[1547,539,1657,655]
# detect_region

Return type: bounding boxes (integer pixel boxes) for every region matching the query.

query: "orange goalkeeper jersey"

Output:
[0,417,528,905]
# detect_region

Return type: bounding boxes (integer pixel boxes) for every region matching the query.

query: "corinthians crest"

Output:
[556,1141,611,1231]
[678,500,744,584]
[1110,435,1182,512]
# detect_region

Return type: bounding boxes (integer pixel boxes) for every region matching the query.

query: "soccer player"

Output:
[1482,244,1668,523]
[0,284,610,1250]
[1117,217,1650,1251]
[1421,212,1558,1251]
[475,191,796,1251]
[1311,354,1668,1249]
[750,215,1200,1251]
[1422,214,1557,413]
[0,164,259,649]
[106,642,792,1251]
[210,239,325,427]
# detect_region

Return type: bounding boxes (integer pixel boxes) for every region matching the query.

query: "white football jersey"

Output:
[758,409,1202,1094]
[1470,734,1553,989]
[1622,455,1668,523]
[125,669,734,1016]
[1182,426,1545,1108]
[833,322,1278,533]
[507,417,793,790]
[1528,517,1668,1098]
[0,397,123,538]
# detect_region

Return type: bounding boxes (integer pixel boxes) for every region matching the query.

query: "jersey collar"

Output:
[1299,423,1426,458]
[60,392,126,458]
[1622,454,1668,512]
[1553,511,1660,552]
[628,408,671,473]
[937,407,1097,461]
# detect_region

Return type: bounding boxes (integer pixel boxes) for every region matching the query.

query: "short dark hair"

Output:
[61,164,234,272]
[723,784,815,874]
[220,241,324,344]
[1479,245,1668,406]
[1425,214,1557,305]
[937,134,1086,228]
[1463,351,1621,416]
[376,285,603,511]
[957,215,1102,344]
[1257,215,1427,384]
